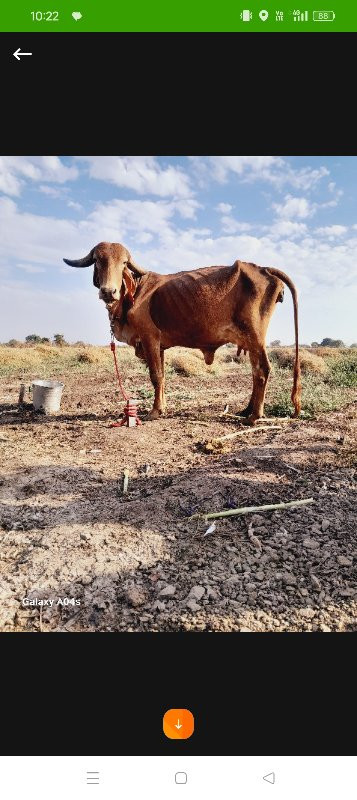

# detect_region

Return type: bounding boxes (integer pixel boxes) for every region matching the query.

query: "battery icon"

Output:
[313,10,335,20]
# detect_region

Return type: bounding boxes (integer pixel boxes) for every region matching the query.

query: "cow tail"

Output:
[266,268,301,417]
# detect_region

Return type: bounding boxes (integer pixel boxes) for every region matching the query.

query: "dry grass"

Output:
[166,349,209,377]
[269,347,327,375]
[0,344,355,419]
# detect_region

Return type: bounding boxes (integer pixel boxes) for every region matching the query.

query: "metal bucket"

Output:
[32,380,64,413]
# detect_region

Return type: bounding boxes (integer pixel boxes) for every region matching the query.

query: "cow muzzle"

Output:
[100,286,119,303]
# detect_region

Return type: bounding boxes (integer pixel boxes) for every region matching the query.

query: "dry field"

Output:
[0,344,356,632]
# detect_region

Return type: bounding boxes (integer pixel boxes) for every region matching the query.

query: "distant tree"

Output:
[7,339,21,347]
[311,342,319,348]
[320,337,345,348]
[41,337,50,344]
[74,340,86,347]
[350,343,357,348]
[26,334,42,344]
[53,334,66,346]
[270,339,281,347]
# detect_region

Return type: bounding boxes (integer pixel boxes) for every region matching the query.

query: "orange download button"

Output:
[163,709,194,739]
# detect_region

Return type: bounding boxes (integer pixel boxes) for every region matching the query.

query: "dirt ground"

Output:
[0,361,356,632]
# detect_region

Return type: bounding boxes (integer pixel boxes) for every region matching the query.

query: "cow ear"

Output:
[93,265,100,288]
[122,266,136,304]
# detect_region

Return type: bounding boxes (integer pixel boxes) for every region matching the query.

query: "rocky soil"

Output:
[0,369,356,632]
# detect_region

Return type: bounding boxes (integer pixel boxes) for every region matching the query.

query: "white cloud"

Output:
[39,185,64,198]
[315,225,348,237]
[0,157,78,197]
[78,156,192,198]
[273,194,314,219]
[270,220,308,239]
[220,216,251,234]
[192,156,329,192]
[205,156,283,183]
[67,200,83,211]
[216,202,233,213]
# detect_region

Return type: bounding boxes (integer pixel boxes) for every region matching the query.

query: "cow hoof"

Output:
[237,407,252,418]
[242,415,257,426]
[147,409,162,420]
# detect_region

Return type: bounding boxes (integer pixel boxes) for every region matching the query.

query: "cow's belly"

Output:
[159,323,241,350]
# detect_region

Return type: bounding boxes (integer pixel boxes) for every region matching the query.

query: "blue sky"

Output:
[0,155,356,345]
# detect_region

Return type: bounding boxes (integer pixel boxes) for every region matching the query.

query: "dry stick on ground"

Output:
[190,497,314,521]
[203,424,283,453]
[208,424,282,445]
[220,414,293,422]
[122,468,129,494]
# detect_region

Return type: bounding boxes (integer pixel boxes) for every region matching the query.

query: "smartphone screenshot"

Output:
[1,1,356,795]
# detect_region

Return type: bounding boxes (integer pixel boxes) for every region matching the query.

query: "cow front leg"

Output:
[141,339,165,419]
[160,349,166,412]
[246,347,271,424]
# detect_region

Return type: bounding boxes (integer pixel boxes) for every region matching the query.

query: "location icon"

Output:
[259,9,269,20]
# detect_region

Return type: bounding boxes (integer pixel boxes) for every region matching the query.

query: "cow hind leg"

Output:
[245,347,271,424]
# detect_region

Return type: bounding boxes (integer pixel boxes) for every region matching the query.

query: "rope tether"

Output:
[109,337,142,428]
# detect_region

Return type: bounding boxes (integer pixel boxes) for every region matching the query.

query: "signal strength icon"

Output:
[293,9,308,20]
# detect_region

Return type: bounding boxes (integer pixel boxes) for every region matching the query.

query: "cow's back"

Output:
[149,264,240,346]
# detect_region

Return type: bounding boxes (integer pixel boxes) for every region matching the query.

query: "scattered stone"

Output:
[152,601,166,612]
[282,573,297,586]
[187,585,205,602]
[337,556,352,567]
[80,532,91,541]
[126,587,147,607]
[310,575,321,591]
[186,599,201,612]
[303,539,320,550]
[158,585,176,597]
[256,572,265,581]
[300,608,315,618]
[321,520,331,532]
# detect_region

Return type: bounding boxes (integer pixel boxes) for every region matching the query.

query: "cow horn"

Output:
[127,257,146,276]
[63,249,94,268]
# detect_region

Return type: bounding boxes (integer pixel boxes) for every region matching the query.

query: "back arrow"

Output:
[13,48,33,60]
[175,719,183,730]
[263,773,275,785]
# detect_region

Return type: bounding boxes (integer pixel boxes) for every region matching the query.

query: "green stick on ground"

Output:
[191,497,314,521]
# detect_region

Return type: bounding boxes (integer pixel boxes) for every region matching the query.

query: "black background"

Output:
[4,633,356,754]
[1,31,356,757]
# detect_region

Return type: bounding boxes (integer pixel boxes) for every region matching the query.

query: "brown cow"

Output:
[63,242,301,423]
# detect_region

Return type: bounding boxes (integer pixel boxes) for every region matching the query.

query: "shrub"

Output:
[269,347,327,375]
[77,350,101,364]
[25,334,42,344]
[328,353,357,388]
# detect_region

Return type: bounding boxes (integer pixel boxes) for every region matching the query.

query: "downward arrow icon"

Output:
[175,719,183,729]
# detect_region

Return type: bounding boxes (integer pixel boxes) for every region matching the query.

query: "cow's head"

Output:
[63,242,145,306]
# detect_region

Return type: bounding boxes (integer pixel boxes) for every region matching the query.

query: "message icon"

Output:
[72,11,82,20]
